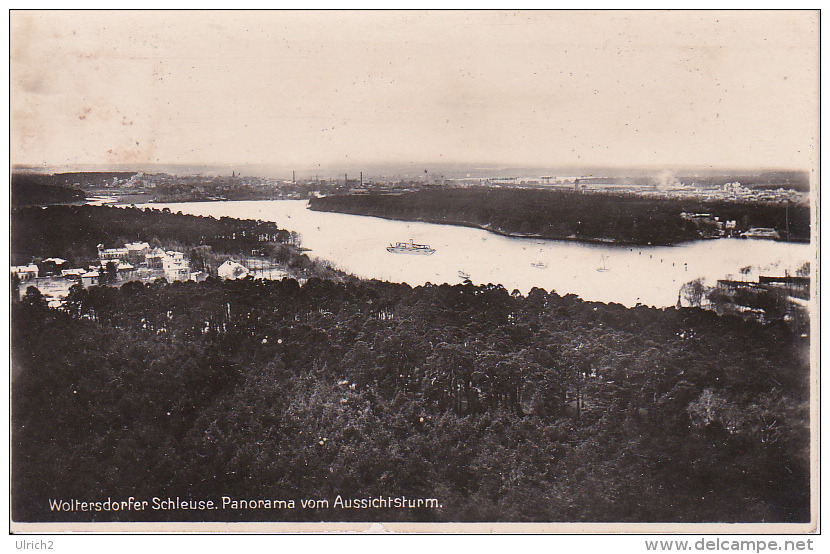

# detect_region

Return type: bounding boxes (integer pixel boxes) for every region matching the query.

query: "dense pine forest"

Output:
[309,187,810,245]
[12,276,810,523]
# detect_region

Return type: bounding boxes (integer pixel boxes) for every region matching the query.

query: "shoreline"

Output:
[303,204,685,247]
[305,204,810,247]
[15,195,809,248]
[109,197,809,248]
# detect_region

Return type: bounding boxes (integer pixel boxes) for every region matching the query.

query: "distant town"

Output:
[12,167,810,207]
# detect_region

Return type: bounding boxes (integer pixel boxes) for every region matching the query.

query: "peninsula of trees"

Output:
[309,187,810,245]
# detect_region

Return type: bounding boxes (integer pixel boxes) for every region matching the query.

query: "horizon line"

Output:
[12,162,811,174]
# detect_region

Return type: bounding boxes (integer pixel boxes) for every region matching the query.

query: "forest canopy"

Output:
[12,277,810,523]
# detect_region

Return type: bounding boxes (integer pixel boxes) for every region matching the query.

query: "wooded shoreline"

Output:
[309,187,810,246]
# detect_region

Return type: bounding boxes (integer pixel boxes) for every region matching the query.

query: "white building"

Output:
[61,268,86,279]
[11,264,39,281]
[163,251,190,282]
[98,244,129,263]
[81,270,100,288]
[218,260,250,280]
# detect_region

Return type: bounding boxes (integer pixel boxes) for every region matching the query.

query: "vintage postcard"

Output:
[9,10,819,535]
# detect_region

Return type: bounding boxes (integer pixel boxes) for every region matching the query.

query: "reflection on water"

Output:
[151,200,812,308]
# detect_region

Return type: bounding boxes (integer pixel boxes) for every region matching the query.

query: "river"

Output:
[149,199,813,308]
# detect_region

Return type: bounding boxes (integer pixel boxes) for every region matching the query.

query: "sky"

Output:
[10,10,819,172]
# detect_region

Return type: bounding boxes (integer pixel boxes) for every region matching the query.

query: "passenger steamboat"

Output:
[386,239,436,255]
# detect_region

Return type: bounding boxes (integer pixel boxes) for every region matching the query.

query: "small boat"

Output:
[597,255,610,272]
[531,246,548,269]
[458,270,471,280]
[386,239,436,255]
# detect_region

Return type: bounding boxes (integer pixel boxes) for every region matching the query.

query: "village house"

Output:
[41,257,68,276]
[80,268,100,288]
[116,262,137,282]
[125,242,150,265]
[60,268,86,279]
[218,260,250,280]
[97,244,129,263]
[146,247,167,269]
[11,264,39,282]
[163,251,191,282]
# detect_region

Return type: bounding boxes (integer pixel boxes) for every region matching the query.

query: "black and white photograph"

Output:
[9,10,818,533]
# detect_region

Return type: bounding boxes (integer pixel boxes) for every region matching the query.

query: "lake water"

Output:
[150,199,813,308]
